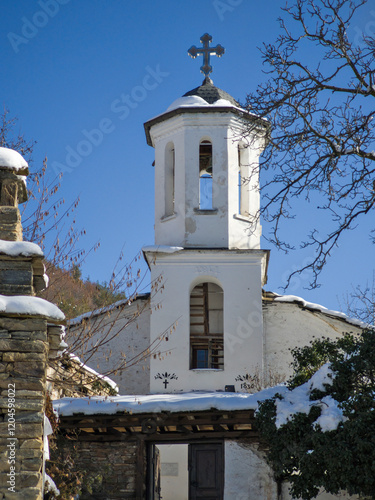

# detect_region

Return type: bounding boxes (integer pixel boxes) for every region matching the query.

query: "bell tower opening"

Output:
[238,143,250,217]
[165,142,175,217]
[199,140,213,210]
[190,282,224,369]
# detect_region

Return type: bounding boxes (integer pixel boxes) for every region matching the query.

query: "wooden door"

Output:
[189,443,224,500]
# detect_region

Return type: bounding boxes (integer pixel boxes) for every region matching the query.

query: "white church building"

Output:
[62,35,363,500]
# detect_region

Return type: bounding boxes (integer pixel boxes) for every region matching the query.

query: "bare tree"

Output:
[341,271,375,325]
[245,0,375,288]
[0,109,170,390]
[0,107,35,161]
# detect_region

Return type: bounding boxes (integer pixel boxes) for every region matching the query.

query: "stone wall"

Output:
[47,354,119,399]
[0,317,50,499]
[51,437,141,499]
[0,251,46,297]
[0,148,66,500]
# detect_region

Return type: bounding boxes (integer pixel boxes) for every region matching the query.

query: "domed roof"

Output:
[182,77,240,107]
[144,78,258,147]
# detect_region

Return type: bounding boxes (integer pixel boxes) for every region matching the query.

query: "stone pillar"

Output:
[0,317,49,499]
[0,148,65,500]
[0,148,29,242]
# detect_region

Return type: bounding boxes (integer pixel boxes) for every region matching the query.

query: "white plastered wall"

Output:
[262,301,363,384]
[158,444,188,500]
[224,441,278,499]
[150,110,264,250]
[68,298,151,395]
[148,249,268,393]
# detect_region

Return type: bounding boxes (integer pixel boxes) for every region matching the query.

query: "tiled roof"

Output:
[183,77,240,106]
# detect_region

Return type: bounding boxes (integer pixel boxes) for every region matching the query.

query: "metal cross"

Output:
[188,33,225,77]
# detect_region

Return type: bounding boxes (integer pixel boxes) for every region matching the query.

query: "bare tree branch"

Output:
[245,0,375,288]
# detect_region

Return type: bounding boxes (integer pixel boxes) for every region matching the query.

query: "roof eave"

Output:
[144,106,269,147]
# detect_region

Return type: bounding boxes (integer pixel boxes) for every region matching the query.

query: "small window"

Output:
[199,141,213,210]
[165,142,175,216]
[190,282,223,369]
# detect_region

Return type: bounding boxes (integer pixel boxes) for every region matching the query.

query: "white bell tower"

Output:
[144,35,270,393]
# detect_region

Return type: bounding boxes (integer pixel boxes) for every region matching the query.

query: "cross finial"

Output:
[188,33,225,78]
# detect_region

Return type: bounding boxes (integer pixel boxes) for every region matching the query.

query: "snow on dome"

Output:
[166,95,210,112]
[166,95,237,113]
[0,294,65,321]
[0,147,28,171]
[0,239,44,257]
[212,98,234,107]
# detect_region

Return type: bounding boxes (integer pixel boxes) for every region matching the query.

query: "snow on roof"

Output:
[0,294,65,321]
[68,293,150,327]
[53,386,285,417]
[275,363,345,432]
[68,353,119,393]
[0,147,28,171]
[272,293,368,329]
[142,245,184,254]
[0,239,44,257]
[166,95,234,112]
[54,371,346,433]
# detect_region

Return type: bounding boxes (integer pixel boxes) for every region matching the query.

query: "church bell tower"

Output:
[144,34,270,393]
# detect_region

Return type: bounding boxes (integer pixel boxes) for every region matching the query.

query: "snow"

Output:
[0,147,28,171]
[0,294,65,320]
[313,396,345,432]
[167,95,209,111]
[212,98,234,107]
[166,95,235,112]
[275,363,346,432]
[45,474,60,496]
[68,293,149,326]
[44,415,53,461]
[53,386,285,417]
[58,339,69,352]
[43,273,49,288]
[146,96,266,127]
[273,294,368,328]
[142,245,184,254]
[67,353,119,393]
[53,366,346,432]
[0,239,44,257]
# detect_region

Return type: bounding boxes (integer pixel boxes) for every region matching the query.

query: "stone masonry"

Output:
[0,148,65,500]
[53,438,140,499]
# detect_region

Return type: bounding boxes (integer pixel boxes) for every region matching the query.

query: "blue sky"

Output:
[1,0,374,314]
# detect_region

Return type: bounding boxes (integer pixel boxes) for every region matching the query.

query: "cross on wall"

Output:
[188,33,225,77]
[154,372,178,389]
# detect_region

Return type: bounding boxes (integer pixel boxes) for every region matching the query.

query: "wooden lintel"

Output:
[58,410,257,439]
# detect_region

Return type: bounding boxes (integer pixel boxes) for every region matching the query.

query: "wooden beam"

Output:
[136,437,146,500]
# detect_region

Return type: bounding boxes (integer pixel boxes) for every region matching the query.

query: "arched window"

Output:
[199,140,213,210]
[238,143,249,216]
[190,282,223,369]
[165,142,175,216]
